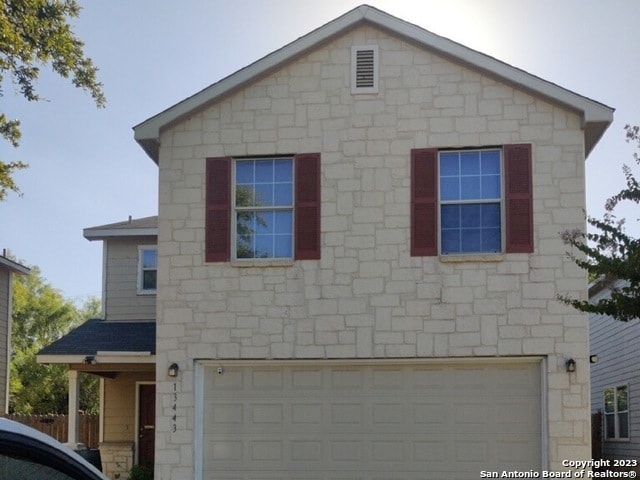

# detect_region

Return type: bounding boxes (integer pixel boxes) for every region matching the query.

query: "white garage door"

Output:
[200,361,541,480]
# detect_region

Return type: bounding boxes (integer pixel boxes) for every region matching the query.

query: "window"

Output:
[604,385,629,440]
[351,45,378,94]
[411,144,532,256]
[235,158,293,259]
[138,247,157,294]
[439,149,502,254]
[206,153,320,262]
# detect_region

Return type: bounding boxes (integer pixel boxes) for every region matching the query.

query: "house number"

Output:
[172,382,177,433]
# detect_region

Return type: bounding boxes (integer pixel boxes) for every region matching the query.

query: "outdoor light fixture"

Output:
[565,358,576,373]
[168,363,179,377]
[83,355,96,365]
[590,354,599,364]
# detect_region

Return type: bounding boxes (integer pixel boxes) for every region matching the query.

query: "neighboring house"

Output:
[37,217,157,478]
[590,277,637,461]
[132,5,614,479]
[0,253,30,414]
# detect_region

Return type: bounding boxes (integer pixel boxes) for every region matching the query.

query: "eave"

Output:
[37,353,155,365]
[83,216,158,241]
[0,255,30,275]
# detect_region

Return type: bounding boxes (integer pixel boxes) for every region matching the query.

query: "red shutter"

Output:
[411,148,438,256]
[504,144,533,253]
[295,153,321,260]
[205,157,231,262]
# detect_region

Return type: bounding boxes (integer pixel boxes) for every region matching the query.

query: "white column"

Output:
[68,369,80,444]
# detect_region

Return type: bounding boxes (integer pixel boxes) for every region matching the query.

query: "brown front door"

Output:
[138,384,155,466]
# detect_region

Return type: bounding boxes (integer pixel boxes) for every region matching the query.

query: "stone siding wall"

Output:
[154,25,589,478]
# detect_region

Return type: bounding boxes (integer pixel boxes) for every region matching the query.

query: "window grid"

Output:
[138,247,157,294]
[233,158,294,260]
[604,385,629,440]
[438,149,503,254]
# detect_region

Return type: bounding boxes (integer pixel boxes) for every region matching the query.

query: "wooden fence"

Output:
[592,411,603,460]
[2,413,99,448]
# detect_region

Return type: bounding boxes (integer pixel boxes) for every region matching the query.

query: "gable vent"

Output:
[351,45,379,94]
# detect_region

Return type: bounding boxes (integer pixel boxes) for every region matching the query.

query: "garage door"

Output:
[200,361,541,480]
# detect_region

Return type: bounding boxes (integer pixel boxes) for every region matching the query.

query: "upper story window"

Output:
[235,158,293,259]
[206,154,321,263]
[439,149,502,254]
[138,247,157,294]
[410,144,532,257]
[604,385,629,440]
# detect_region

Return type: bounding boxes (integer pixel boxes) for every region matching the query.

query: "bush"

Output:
[115,463,153,480]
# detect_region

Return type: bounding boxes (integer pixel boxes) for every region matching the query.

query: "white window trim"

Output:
[351,45,379,94]
[231,157,295,262]
[137,246,157,295]
[437,148,505,257]
[604,384,630,441]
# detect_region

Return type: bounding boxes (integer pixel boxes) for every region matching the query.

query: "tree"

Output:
[0,0,105,200]
[560,124,640,322]
[9,264,100,414]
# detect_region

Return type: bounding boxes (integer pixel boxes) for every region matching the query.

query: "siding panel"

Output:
[104,238,156,321]
[590,282,640,459]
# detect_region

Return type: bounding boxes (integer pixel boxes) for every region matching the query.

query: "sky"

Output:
[0,0,638,305]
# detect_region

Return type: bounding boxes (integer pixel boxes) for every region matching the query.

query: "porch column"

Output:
[68,369,79,444]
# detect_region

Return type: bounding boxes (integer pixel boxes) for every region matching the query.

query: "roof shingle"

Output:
[38,318,155,356]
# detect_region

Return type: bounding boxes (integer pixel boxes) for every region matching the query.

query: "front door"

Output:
[138,384,155,467]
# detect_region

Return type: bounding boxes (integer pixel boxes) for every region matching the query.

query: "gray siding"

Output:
[590,283,640,459]
[104,237,156,321]
[0,268,9,413]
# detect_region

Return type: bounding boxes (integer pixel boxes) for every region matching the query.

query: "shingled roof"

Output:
[84,216,158,240]
[37,318,155,360]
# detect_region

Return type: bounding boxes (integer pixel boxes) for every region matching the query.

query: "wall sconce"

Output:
[83,355,96,365]
[565,358,576,373]
[590,354,599,364]
[168,363,179,377]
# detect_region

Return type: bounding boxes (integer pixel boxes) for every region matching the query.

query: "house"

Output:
[589,277,637,461]
[131,4,614,479]
[0,253,30,414]
[37,216,157,478]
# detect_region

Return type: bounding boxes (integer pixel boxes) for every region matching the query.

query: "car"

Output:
[0,417,108,480]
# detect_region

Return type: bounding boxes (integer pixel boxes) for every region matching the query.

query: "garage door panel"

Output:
[371,367,405,389]
[252,404,284,424]
[330,369,363,389]
[411,368,445,388]
[371,402,405,424]
[291,441,323,462]
[292,403,323,424]
[204,368,244,392]
[330,403,363,424]
[495,436,542,464]
[201,362,541,478]
[251,369,284,389]
[412,402,449,427]
[206,403,243,425]
[492,401,541,432]
[455,440,488,462]
[291,368,323,389]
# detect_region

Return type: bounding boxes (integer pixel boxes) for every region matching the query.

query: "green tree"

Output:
[0,0,105,200]
[560,124,640,322]
[9,264,100,413]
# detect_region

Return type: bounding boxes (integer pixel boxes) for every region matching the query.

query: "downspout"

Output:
[4,272,11,414]
[102,241,108,320]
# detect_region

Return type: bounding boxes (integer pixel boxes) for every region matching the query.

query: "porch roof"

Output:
[37,318,155,364]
